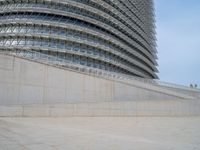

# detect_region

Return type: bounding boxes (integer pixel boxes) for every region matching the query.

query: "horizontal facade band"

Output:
[0,24,157,75]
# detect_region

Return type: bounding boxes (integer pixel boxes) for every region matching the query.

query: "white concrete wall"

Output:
[0,54,200,116]
[0,55,115,105]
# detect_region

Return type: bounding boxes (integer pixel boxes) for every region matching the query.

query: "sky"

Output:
[155,0,200,86]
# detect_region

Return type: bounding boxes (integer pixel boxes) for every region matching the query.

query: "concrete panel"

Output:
[66,71,84,91]
[0,55,13,70]
[44,87,65,103]
[20,60,45,86]
[67,90,83,102]
[0,58,20,84]
[0,83,19,105]
[84,75,96,92]
[45,67,66,89]
[19,85,43,104]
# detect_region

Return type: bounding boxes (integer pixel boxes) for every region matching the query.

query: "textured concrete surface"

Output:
[0,54,196,107]
[1,54,200,117]
[0,117,200,150]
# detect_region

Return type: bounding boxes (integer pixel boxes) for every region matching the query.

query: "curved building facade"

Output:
[0,0,158,79]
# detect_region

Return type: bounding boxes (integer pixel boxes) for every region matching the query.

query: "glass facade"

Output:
[0,0,158,78]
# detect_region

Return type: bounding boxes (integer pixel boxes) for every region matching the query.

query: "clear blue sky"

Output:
[155,0,200,86]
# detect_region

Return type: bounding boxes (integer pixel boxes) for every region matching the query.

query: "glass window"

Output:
[26,39,34,46]
[60,29,65,36]
[42,39,49,47]
[61,41,65,49]
[19,39,26,45]
[58,52,65,59]
[51,39,57,48]
[34,40,41,46]
[10,40,17,46]
[74,45,79,51]
[4,40,10,45]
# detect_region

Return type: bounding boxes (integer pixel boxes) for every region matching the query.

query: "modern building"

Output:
[0,0,158,79]
[0,0,200,117]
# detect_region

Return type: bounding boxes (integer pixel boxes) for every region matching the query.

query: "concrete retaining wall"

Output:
[0,54,200,116]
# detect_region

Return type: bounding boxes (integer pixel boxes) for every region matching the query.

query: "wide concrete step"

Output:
[0,99,200,117]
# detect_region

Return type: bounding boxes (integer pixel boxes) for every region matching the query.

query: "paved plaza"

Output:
[0,117,200,150]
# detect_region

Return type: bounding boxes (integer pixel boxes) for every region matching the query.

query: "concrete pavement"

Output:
[0,117,200,150]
